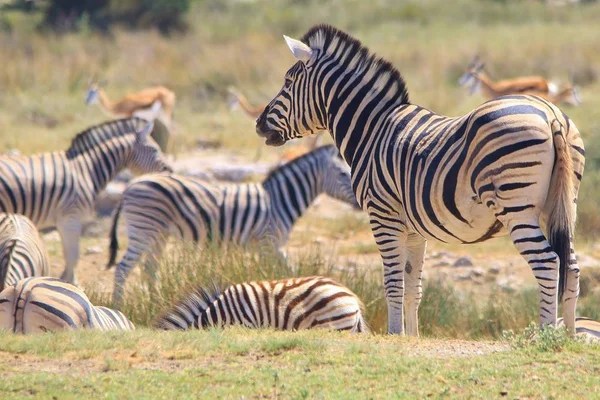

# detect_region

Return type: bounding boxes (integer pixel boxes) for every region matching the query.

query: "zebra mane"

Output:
[65,117,145,158]
[263,144,338,182]
[300,24,410,104]
[154,281,223,329]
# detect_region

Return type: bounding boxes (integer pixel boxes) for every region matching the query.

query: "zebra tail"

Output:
[107,202,123,269]
[0,240,18,292]
[545,118,576,301]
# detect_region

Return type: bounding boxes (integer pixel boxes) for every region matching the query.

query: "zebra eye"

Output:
[284,78,293,88]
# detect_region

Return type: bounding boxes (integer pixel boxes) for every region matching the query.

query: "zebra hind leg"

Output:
[562,239,580,333]
[505,220,560,327]
[57,218,82,285]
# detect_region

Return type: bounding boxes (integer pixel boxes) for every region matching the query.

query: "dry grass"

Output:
[2,1,600,234]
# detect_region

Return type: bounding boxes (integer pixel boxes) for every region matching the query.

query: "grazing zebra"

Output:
[255,25,585,335]
[155,275,366,332]
[557,317,600,342]
[0,213,50,292]
[0,277,134,334]
[0,117,171,284]
[108,145,359,303]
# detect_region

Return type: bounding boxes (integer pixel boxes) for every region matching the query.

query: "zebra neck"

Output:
[69,137,134,194]
[263,163,321,234]
[322,72,407,167]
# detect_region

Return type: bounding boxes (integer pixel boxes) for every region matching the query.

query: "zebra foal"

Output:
[0,277,134,334]
[0,213,50,292]
[0,117,171,284]
[155,275,367,333]
[256,25,585,335]
[108,145,359,303]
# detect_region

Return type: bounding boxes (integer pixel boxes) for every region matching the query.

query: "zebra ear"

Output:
[283,35,313,63]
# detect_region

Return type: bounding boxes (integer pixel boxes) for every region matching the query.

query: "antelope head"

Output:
[85,78,107,105]
[227,87,241,111]
[459,55,485,94]
[566,73,582,106]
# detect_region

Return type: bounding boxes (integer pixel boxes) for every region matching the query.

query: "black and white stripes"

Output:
[0,213,49,291]
[107,145,358,302]
[155,276,366,333]
[256,25,585,335]
[0,277,134,333]
[0,117,171,284]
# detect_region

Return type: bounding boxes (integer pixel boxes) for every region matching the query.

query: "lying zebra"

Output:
[108,145,360,303]
[557,317,600,342]
[0,277,134,334]
[155,275,367,333]
[0,117,171,284]
[0,213,50,292]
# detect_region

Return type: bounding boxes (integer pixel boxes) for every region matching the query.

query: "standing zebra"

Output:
[0,117,171,284]
[155,276,366,333]
[0,277,134,334]
[108,145,359,303]
[256,25,585,335]
[0,213,50,292]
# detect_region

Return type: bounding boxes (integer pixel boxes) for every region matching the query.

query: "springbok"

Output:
[85,80,176,151]
[459,56,581,106]
[227,86,323,162]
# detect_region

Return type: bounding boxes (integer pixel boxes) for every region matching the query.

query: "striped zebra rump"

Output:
[155,276,367,333]
[0,214,49,291]
[557,317,600,342]
[0,277,134,334]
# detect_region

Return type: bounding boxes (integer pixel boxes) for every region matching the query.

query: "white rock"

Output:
[488,265,502,275]
[85,246,102,255]
[430,251,455,260]
[431,260,451,268]
[471,267,484,278]
[454,272,472,281]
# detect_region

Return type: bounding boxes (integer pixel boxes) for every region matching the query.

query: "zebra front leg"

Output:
[142,237,166,283]
[369,217,408,335]
[57,218,82,284]
[506,221,560,327]
[404,234,427,337]
[562,240,580,333]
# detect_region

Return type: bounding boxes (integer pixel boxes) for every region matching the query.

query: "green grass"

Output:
[85,243,600,338]
[0,327,598,399]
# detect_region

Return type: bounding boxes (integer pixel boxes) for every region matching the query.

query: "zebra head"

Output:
[256,36,326,147]
[129,121,173,174]
[320,147,360,210]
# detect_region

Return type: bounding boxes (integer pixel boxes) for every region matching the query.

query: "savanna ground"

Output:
[2,0,600,397]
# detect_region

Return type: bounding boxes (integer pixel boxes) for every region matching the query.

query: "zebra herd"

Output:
[0,24,598,340]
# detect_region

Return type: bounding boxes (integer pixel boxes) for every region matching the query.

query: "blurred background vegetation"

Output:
[3,0,596,233]
[2,0,600,336]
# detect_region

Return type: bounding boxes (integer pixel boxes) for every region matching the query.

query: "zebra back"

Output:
[0,214,49,291]
[155,276,367,333]
[0,277,134,334]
